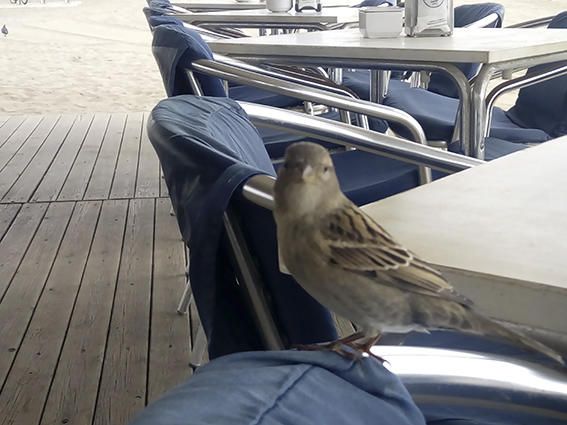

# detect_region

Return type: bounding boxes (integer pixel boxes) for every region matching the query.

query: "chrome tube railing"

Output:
[238,102,484,210]
[484,64,567,137]
[192,59,433,184]
[463,12,501,29]
[507,16,554,28]
[213,54,360,101]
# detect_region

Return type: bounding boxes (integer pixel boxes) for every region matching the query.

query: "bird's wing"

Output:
[321,204,471,305]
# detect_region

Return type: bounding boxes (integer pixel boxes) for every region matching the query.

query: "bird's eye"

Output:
[323,166,330,172]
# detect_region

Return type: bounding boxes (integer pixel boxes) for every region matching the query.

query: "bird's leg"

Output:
[293,331,365,352]
[351,334,387,363]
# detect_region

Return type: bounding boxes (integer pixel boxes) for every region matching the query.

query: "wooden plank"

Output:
[148,198,191,402]
[0,201,101,425]
[93,198,155,425]
[31,114,94,202]
[84,114,127,200]
[0,116,26,149]
[110,113,143,199]
[0,115,59,201]
[135,113,161,198]
[0,202,74,388]
[3,115,76,203]
[0,203,48,301]
[40,200,128,425]
[0,116,8,127]
[0,204,22,241]
[0,115,42,171]
[58,114,110,201]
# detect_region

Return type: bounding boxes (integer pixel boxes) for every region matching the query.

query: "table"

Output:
[360,137,567,337]
[177,7,359,30]
[209,28,567,158]
[173,0,359,11]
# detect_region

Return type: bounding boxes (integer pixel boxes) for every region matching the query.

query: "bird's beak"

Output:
[302,164,314,180]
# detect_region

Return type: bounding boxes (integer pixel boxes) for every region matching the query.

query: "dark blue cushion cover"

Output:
[383,80,551,144]
[148,0,172,7]
[152,24,227,97]
[152,24,337,150]
[146,14,184,28]
[148,95,277,357]
[152,24,302,108]
[331,150,422,205]
[148,96,363,358]
[354,0,395,7]
[147,95,442,357]
[229,85,301,109]
[130,350,567,425]
[129,351,426,425]
[505,12,567,139]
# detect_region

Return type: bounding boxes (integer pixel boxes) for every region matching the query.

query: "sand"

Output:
[0,0,565,115]
[0,0,164,114]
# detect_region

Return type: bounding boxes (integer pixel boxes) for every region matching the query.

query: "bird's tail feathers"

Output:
[467,312,565,367]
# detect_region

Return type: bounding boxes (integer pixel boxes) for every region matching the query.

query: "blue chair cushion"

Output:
[481,137,529,160]
[259,110,344,158]
[445,136,529,161]
[153,25,305,111]
[129,351,426,425]
[148,0,172,7]
[428,3,505,98]
[505,12,567,139]
[383,81,551,144]
[152,24,227,97]
[229,85,302,109]
[333,150,422,205]
[354,0,395,7]
[146,14,184,28]
[274,148,440,206]
[148,95,279,358]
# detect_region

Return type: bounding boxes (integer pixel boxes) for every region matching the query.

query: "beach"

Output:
[0,0,565,115]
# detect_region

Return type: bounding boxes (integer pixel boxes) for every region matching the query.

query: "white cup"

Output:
[266,0,292,12]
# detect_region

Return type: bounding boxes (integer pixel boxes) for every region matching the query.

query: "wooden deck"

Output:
[0,114,195,425]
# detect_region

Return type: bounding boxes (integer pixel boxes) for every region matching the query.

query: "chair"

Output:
[147,94,481,357]
[427,3,505,98]
[148,22,434,349]
[145,96,567,425]
[144,0,389,133]
[383,11,567,158]
[150,23,429,206]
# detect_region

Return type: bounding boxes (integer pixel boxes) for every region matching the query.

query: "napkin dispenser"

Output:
[266,0,293,12]
[359,7,404,39]
[295,0,322,12]
[405,0,453,37]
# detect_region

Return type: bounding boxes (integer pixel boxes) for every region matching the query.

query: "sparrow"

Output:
[1,25,8,37]
[273,141,564,366]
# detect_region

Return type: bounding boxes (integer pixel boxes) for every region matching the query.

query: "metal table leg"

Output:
[471,64,497,160]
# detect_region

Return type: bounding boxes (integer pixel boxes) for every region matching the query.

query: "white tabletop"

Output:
[174,0,358,10]
[361,137,567,334]
[179,7,359,25]
[209,27,567,64]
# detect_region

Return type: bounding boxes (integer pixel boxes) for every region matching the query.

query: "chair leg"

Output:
[177,283,193,315]
[190,325,208,368]
[177,247,191,314]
